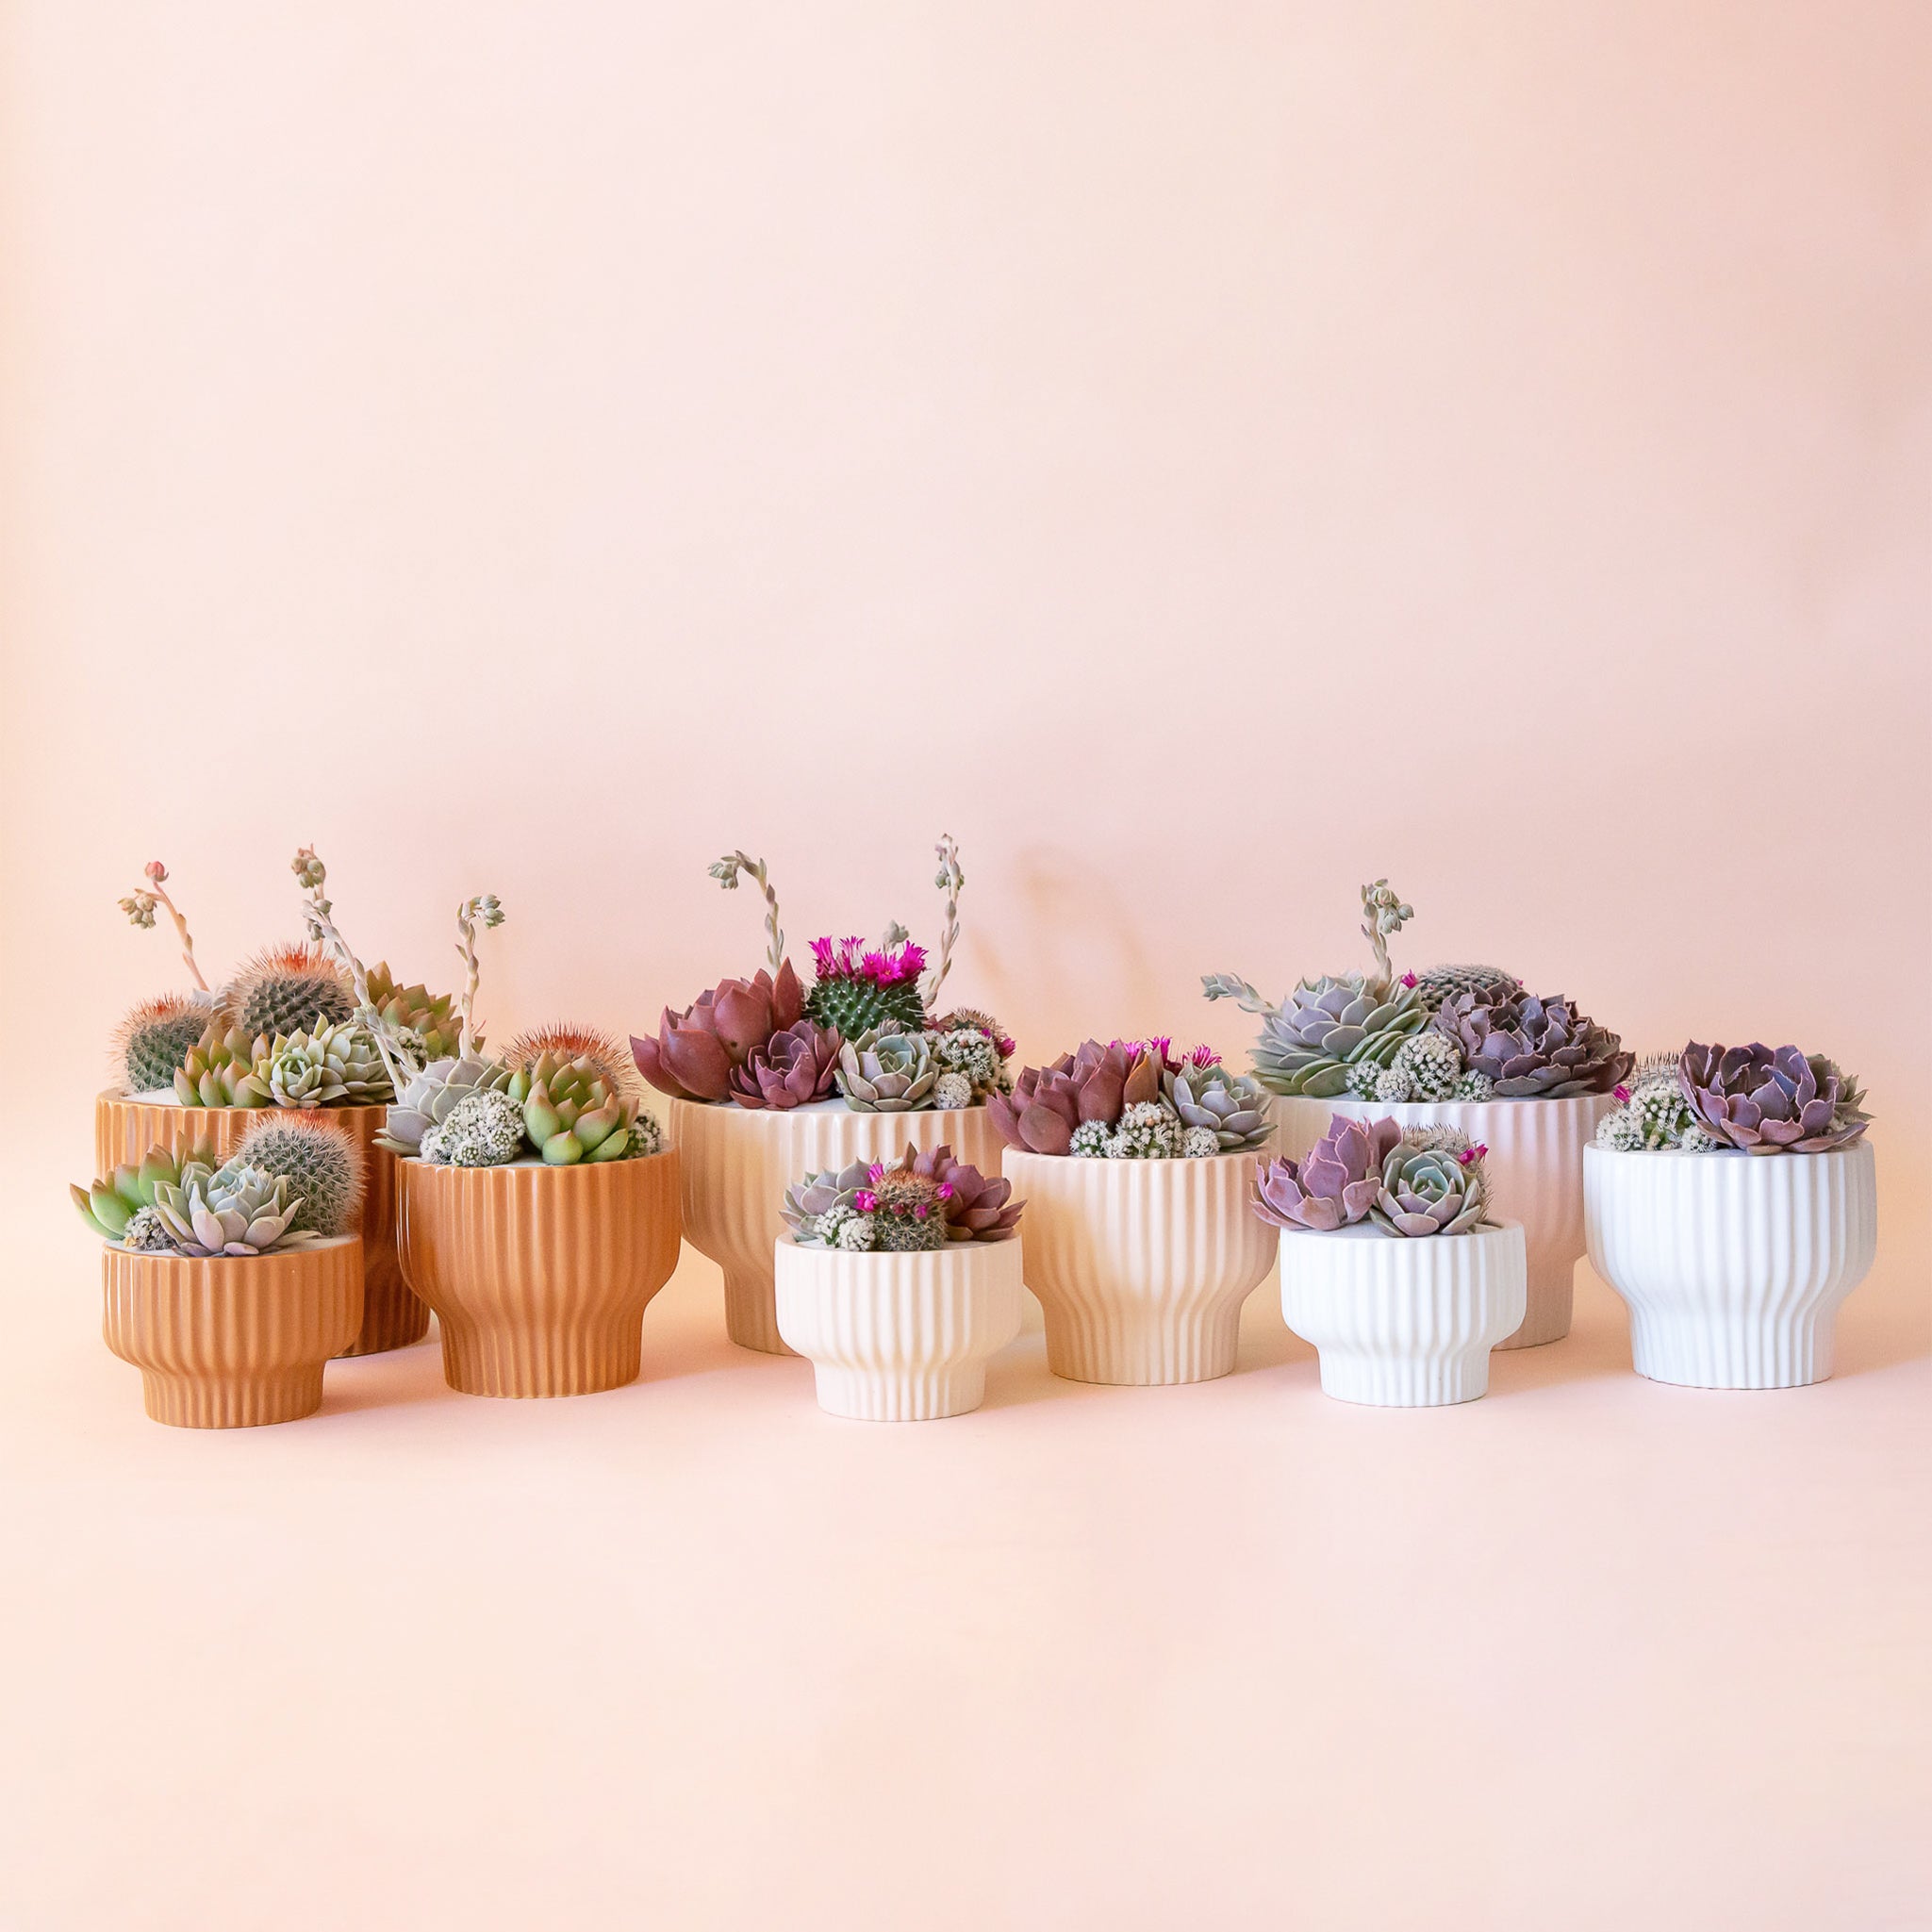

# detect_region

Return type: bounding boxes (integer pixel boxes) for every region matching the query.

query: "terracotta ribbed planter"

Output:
[774,1236,1025,1419]
[397,1151,682,1397]
[93,1091,426,1358]
[1584,1144,1878,1389]
[102,1235,364,1428]
[1001,1149,1278,1385]
[1273,1093,1611,1349]
[668,1098,1005,1355]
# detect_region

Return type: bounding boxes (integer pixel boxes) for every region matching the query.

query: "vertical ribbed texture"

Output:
[669,1100,1005,1356]
[1584,1144,1877,1388]
[1275,1094,1609,1349]
[94,1093,427,1358]
[101,1237,364,1428]
[397,1153,682,1397]
[773,1239,1025,1420]
[1002,1151,1278,1385]
[1277,1224,1527,1407]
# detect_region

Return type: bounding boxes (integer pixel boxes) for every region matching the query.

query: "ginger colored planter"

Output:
[397,1152,682,1397]
[1274,1093,1611,1350]
[668,1098,1005,1356]
[1001,1149,1278,1385]
[94,1091,427,1359]
[101,1235,364,1428]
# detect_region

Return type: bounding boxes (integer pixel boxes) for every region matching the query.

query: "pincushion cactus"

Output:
[225,1114,365,1236]
[1070,1120,1115,1158]
[1108,1101,1184,1159]
[113,993,213,1096]
[377,1055,513,1154]
[421,1090,528,1167]
[1254,1115,1402,1232]
[835,1031,940,1113]
[1429,986,1630,1098]
[1676,1043,1870,1154]
[1370,1128,1494,1237]
[805,933,930,1040]
[864,1160,952,1251]
[224,943,355,1040]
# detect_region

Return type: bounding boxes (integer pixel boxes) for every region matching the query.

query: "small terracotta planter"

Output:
[102,1235,364,1428]
[669,1098,1004,1356]
[774,1236,1025,1420]
[1001,1149,1278,1385]
[397,1151,682,1396]
[93,1091,426,1358]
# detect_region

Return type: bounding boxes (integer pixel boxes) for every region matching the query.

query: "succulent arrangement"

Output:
[1254,1114,1495,1238]
[1595,1045,1871,1155]
[1205,879,1630,1103]
[631,837,1016,1115]
[781,1144,1024,1252]
[987,1038,1275,1159]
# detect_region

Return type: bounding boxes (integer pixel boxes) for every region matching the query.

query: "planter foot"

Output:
[810,1365,989,1421]
[140,1367,325,1428]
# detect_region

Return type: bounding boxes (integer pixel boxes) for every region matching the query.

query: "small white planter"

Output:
[773,1236,1025,1420]
[1001,1149,1278,1385]
[1278,1221,1528,1407]
[1584,1143,1877,1389]
[1274,1093,1609,1350]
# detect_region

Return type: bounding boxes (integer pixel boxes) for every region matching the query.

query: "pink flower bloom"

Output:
[854,1190,877,1213]
[1400,971,1418,988]
[867,1163,885,1181]
[936,1181,954,1199]
[1612,1084,1631,1104]
[145,860,168,882]
[1459,1144,1488,1165]
[913,1204,930,1219]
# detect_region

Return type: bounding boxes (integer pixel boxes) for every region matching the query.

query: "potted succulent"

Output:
[1584,1046,1876,1389]
[773,1144,1026,1419]
[632,837,1016,1355]
[988,1037,1278,1385]
[1263,1115,1527,1406]
[74,1118,366,1427]
[1207,879,1629,1350]
[98,850,464,1356]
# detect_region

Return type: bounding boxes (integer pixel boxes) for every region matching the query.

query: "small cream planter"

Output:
[668,1098,1004,1356]
[1277,1221,1527,1406]
[1584,1143,1877,1389]
[1001,1149,1278,1385]
[773,1237,1025,1420]
[1273,1093,1610,1350]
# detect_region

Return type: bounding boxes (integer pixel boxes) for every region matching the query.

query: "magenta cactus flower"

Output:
[1253,1115,1402,1232]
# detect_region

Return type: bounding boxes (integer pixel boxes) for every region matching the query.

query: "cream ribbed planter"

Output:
[1277,1221,1527,1406]
[667,1098,1004,1355]
[1002,1149,1277,1385]
[773,1236,1025,1419]
[1584,1144,1877,1389]
[1274,1093,1610,1349]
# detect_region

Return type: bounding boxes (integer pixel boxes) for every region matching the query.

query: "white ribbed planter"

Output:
[1002,1149,1278,1385]
[1274,1093,1609,1349]
[668,1098,1005,1355]
[773,1236,1025,1420]
[1584,1143,1877,1389]
[1278,1221,1527,1407]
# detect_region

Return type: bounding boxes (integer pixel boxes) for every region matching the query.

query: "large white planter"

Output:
[668,1098,1005,1355]
[1584,1143,1877,1389]
[1274,1093,1609,1349]
[773,1236,1025,1420]
[1002,1149,1278,1385]
[1278,1221,1528,1407]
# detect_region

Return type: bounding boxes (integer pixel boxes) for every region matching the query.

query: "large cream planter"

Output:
[1000,1149,1277,1385]
[1273,1093,1610,1350]
[773,1236,1025,1420]
[668,1098,1004,1356]
[1278,1221,1527,1407]
[1583,1143,1877,1389]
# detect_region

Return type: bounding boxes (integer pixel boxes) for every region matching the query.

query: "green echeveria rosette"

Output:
[503,1052,659,1165]
[72,1143,223,1243]
[173,1024,273,1109]
[834,1031,940,1113]
[1164,1064,1276,1150]
[259,1020,394,1109]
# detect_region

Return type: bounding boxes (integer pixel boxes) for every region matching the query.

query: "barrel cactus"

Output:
[1370,1127,1494,1237]
[1253,1115,1401,1232]
[1678,1042,1870,1153]
[377,1055,513,1154]
[223,1114,365,1236]
[72,1141,221,1242]
[834,1031,940,1113]
[154,1162,313,1258]
[113,993,213,1096]
[804,933,930,1041]
[173,1024,272,1109]
[258,1021,393,1108]
[223,943,355,1039]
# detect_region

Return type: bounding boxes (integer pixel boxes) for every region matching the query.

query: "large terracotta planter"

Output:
[102,1235,364,1428]
[94,1091,426,1358]
[668,1098,1004,1355]
[1273,1093,1611,1349]
[397,1152,682,1396]
[1584,1143,1878,1389]
[774,1236,1025,1420]
[1277,1221,1528,1407]
[1001,1149,1278,1385]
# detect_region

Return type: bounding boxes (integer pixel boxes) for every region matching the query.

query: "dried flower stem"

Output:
[1200,972,1280,1019]
[121,863,210,991]
[922,834,964,1007]
[454,894,504,1058]
[301,898,417,1098]
[1359,878,1413,992]
[709,851,784,973]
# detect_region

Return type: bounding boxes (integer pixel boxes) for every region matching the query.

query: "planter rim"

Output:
[107,1232,360,1263]
[776,1232,1014,1260]
[1278,1215,1524,1247]
[669,1097,991,1119]
[97,1088,388,1116]
[1000,1147,1263,1167]
[1277,1091,1610,1113]
[1583,1144,1866,1163]
[401,1148,677,1176]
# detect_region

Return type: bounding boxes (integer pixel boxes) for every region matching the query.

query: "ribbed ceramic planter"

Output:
[397,1151,682,1396]
[101,1235,364,1428]
[773,1236,1025,1419]
[1001,1149,1278,1385]
[1277,1221,1527,1407]
[93,1092,426,1359]
[1274,1093,1610,1349]
[1584,1143,1877,1389]
[668,1098,1005,1356]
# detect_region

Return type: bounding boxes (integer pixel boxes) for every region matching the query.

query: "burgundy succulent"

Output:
[1429,984,1631,1098]
[1253,1115,1402,1232]
[903,1142,1025,1241]
[727,1018,843,1111]
[988,1039,1161,1155]
[631,959,806,1102]
[1678,1042,1869,1153]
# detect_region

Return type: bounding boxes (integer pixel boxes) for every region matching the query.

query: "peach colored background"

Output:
[2,4,1928,1927]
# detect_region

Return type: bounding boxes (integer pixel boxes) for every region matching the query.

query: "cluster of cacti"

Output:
[1593,1054,1712,1152]
[1254,1114,1494,1238]
[782,1144,1022,1252]
[989,1039,1270,1159]
[1597,1044,1871,1155]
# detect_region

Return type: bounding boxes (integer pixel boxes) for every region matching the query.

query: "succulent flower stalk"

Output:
[709,850,785,973]
[922,834,965,1008]
[119,860,209,992]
